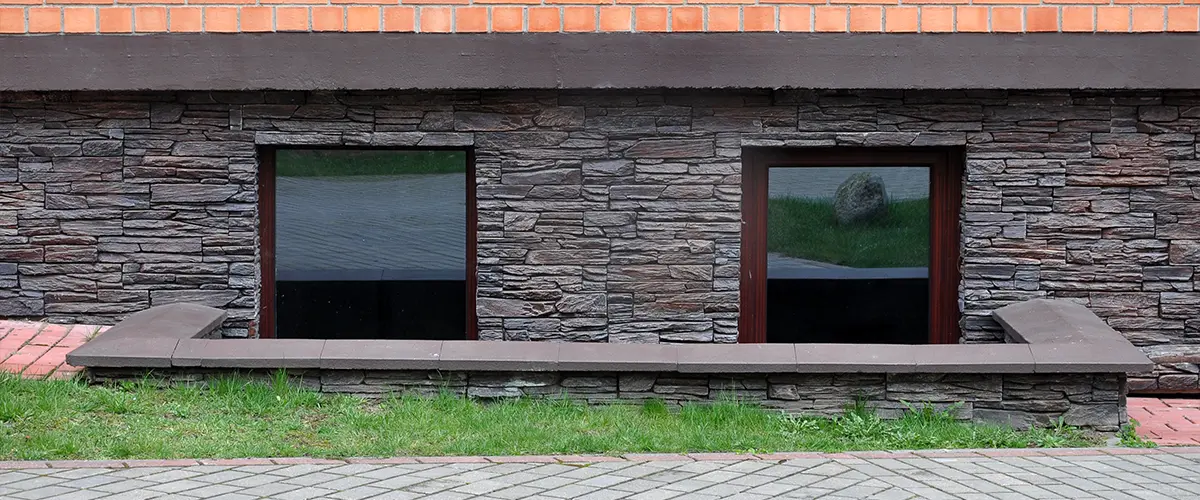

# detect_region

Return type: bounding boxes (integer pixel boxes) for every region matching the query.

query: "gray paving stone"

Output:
[95,490,166,500]
[1,451,1198,500]
[328,484,390,500]
[50,490,107,500]
[59,474,125,489]
[269,486,338,500]
[0,471,37,485]
[13,485,75,499]
[624,489,684,500]
[47,468,111,479]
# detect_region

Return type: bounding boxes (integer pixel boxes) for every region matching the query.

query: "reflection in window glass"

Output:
[766,167,930,344]
[274,150,467,340]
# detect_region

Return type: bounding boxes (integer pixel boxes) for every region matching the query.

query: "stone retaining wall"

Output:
[3,90,1200,373]
[86,367,1128,432]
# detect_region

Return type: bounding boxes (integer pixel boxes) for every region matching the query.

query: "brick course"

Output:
[0,4,1199,34]
[1,89,1199,391]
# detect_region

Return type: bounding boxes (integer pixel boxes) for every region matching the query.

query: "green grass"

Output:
[767,197,930,268]
[0,374,1102,460]
[1118,418,1158,448]
[276,150,466,177]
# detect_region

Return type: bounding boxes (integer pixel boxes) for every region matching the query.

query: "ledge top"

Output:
[67,299,1154,374]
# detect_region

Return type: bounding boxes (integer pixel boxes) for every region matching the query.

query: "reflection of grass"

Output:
[768,197,929,268]
[277,150,466,177]
[0,374,1097,459]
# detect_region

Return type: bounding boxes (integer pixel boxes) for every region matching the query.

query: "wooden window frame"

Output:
[256,147,478,340]
[738,147,964,345]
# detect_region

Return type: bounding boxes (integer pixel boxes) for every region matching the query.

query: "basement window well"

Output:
[258,149,476,340]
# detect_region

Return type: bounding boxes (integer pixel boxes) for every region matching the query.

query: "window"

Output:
[257,149,476,340]
[739,148,962,344]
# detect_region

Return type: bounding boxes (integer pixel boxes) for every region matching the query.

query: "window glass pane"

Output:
[274,150,467,339]
[766,166,930,344]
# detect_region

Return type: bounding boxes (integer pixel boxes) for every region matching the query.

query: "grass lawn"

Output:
[767,197,930,268]
[0,374,1108,460]
[277,150,466,177]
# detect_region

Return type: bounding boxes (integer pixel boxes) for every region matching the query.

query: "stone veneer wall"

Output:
[2,90,1199,381]
[86,368,1128,431]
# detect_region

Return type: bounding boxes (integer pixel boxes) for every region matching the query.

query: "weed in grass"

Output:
[0,374,1106,460]
[1118,418,1157,448]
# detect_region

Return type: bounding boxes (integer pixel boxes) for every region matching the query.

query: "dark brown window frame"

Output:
[738,147,964,345]
[256,146,478,340]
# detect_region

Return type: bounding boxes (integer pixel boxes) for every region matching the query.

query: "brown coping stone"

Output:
[198,458,276,466]
[66,337,178,368]
[686,453,760,461]
[438,340,559,371]
[0,461,49,469]
[554,455,628,463]
[486,455,561,463]
[794,344,919,373]
[752,452,831,460]
[911,344,1036,373]
[269,457,346,465]
[172,339,325,369]
[45,460,128,469]
[414,456,492,463]
[346,457,420,464]
[621,453,694,461]
[676,344,797,373]
[319,340,442,370]
[99,303,226,341]
[124,459,204,467]
[66,298,1155,376]
[1030,343,1154,373]
[66,303,225,366]
[557,343,677,372]
[993,298,1121,345]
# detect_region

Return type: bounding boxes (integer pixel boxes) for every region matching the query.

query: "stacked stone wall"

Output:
[2,90,1199,390]
[87,367,1128,432]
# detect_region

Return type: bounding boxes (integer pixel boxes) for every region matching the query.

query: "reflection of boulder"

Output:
[833,173,888,225]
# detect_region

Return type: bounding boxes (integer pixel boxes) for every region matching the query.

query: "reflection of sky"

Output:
[769,167,929,201]
[275,174,465,280]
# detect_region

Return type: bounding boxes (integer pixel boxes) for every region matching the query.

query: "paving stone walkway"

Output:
[1,449,1199,500]
[1128,397,1200,446]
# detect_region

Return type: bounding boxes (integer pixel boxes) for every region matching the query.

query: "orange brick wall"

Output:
[0,2,1198,34]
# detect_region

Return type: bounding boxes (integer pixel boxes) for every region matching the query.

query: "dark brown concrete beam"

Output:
[3,33,1200,91]
[65,298,1154,373]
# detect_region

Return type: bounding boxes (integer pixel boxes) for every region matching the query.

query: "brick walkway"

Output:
[1129,397,1200,446]
[0,320,106,380]
[1,449,1199,500]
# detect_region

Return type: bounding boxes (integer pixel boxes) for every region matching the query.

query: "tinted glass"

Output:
[274,150,467,339]
[766,166,930,344]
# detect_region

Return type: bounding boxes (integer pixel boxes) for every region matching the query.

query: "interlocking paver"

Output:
[3,450,1200,499]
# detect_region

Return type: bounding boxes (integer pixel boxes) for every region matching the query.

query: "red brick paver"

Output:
[0,320,105,380]
[1129,396,1200,446]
